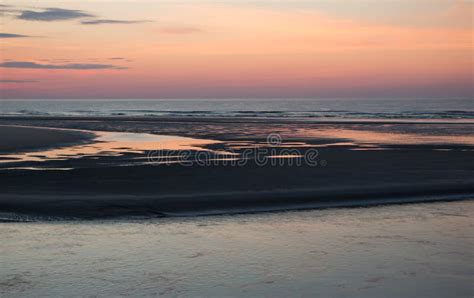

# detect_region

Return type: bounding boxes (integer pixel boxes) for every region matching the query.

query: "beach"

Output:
[0,104,473,297]
[0,118,473,219]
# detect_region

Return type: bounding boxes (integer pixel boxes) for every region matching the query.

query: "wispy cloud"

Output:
[0,61,126,70]
[159,26,202,34]
[10,5,150,27]
[0,33,31,38]
[81,19,149,25]
[17,8,94,21]
[109,57,126,60]
[0,79,38,83]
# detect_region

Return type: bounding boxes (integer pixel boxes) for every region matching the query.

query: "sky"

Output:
[0,0,472,99]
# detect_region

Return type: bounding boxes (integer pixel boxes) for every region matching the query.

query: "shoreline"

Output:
[1,188,473,221]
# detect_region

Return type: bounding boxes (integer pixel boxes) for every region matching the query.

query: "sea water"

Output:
[1,98,473,120]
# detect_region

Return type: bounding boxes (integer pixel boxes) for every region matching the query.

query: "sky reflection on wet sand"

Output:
[1,201,472,297]
[0,130,221,164]
[1,125,474,167]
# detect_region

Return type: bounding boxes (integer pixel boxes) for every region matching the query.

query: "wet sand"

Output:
[0,120,473,219]
[1,151,473,219]
[0,125,95,153]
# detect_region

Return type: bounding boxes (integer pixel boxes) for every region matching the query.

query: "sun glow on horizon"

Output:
[1,0,472,99]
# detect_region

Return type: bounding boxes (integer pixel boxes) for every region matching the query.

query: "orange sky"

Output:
[0,0,472,98]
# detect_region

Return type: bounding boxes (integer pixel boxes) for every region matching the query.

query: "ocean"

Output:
[1,98,473,120]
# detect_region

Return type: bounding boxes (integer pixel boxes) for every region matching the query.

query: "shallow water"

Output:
[2,123,474,170]
[1,201,473,297]
[0,129,222,164]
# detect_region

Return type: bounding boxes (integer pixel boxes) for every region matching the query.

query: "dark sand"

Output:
[0,125,95,153]
[0,120,473,219]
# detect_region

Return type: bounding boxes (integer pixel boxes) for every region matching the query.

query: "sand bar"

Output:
[0,125,95,153]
